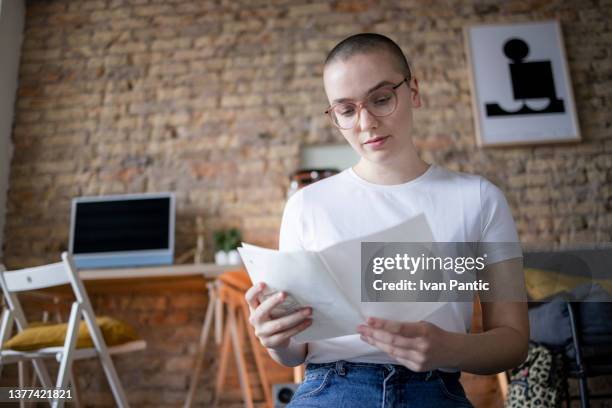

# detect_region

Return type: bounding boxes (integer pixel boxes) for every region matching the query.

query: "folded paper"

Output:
[238,213,446,342]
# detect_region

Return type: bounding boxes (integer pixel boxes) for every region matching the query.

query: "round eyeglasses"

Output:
[325,77,410,130]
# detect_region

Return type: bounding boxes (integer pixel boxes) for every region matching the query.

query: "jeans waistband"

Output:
[305,360,460,382]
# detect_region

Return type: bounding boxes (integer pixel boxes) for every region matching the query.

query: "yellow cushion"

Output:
[3,316,140,351]
[525,268,612,301]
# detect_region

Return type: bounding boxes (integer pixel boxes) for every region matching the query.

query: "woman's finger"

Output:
[359,326,417,350]
[245,282,266,311]
[263,318,312,347]
[257,307,312,337]
[360,334,414,360]
[250,291,288,325]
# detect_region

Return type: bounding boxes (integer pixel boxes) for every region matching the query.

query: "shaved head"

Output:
[324,33,412,79]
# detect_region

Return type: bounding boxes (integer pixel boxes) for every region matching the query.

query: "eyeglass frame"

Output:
[324,75,412,130]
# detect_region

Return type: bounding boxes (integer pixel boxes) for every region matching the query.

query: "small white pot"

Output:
[227,249,241,265]
[215,251,228,265]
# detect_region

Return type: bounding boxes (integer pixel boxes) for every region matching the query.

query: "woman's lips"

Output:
[363,135,390,149]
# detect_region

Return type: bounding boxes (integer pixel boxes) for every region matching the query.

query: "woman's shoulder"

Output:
[433,165,505,199]
[432,165,484,185]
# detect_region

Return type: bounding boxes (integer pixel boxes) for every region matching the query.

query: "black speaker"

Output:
[272,383,300,407]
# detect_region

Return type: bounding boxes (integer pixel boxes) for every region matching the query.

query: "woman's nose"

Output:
[358,106,378,131]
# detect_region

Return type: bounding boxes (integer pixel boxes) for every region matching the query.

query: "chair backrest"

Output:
[2,262,71,292]
[0,252,96,334]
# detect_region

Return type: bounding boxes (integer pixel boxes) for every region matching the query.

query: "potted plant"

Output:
[213,228,242,265]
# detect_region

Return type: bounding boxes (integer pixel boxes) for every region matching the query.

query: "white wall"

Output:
[300,144,359,171]
[0,0,25,260]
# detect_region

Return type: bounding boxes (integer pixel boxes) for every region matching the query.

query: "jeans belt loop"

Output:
[335,360,346,376]
[425,370,434,381]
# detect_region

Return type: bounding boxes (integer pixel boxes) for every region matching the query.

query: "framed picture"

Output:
[464,20,580,147]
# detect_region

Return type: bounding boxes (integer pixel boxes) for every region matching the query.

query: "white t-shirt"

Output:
[279,163,521,366]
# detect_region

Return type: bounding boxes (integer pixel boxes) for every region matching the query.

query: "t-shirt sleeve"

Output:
[279,189,305,251]
[478,178,522,264]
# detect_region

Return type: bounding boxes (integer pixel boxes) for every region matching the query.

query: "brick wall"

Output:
[3,0,611,406]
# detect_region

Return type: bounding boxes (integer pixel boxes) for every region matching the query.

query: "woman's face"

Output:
[323,51,421,166]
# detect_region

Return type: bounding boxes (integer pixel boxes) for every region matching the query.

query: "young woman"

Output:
[245,33,528,407]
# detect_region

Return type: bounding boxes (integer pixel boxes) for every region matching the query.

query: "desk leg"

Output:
[241,302,273,408]
[214,308,233,406]
[497,372,508,402]
[18,361,26,408]
[184,285,217,408]
[215,287,223,345]
[229,305,254,408]
[293,366,304,384]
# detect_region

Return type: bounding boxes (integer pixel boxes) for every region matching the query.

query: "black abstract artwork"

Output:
[485,38,565,117]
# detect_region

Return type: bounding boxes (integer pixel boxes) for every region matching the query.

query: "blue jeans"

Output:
[288,361,474,407]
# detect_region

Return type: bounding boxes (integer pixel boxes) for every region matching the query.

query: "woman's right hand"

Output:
[245,282,312,350]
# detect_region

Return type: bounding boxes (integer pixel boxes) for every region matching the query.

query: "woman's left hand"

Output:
[357,317,457,372]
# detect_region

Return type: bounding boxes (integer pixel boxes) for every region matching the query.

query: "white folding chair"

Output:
[0,252,146,408]
[11,291,84,408]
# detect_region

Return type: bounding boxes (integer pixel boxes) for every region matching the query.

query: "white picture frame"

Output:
[464,20,580,147]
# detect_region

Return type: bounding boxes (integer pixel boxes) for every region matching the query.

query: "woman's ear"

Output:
[410,77,422,108]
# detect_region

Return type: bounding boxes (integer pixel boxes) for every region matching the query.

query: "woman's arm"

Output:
[245,283,311,367]
[443,304,527,374]
[451,257,529,374]
[268,340,308,367]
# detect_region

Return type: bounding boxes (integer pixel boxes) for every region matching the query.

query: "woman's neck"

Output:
[353,155,430,185]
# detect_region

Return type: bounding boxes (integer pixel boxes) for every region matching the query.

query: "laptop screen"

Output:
[72,196,171,254]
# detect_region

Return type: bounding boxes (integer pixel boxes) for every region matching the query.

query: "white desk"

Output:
[80,263,239,281]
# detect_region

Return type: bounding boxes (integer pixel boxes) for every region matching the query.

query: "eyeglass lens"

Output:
[331,88,397,129]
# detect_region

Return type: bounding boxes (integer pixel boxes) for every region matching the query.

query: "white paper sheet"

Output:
[238,213,447,342]
[319,213,444,322]
[238,245,361,342]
